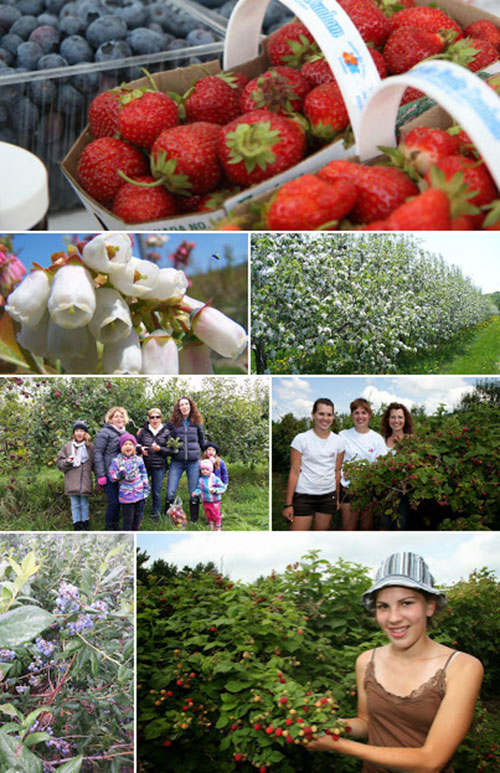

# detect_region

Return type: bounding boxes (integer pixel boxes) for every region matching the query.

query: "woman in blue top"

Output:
[164,396,205,522]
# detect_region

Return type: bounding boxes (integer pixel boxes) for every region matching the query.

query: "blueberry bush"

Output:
[137,549,500,772]
[0,533,134,771]
[251,233,498,374]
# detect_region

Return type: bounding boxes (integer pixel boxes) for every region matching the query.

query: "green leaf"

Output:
[0,704,23,722]
[0,731,42,772]
[56,755,84,772]
[224,680,252,693]
[24,732,52,748]
[0,606,54,647]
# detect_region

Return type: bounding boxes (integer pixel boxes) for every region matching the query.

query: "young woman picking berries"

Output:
[378,402,415,530]
[283,398,345,531]
[307,552,483,772]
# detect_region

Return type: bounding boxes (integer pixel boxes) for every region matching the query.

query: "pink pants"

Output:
[204,501,222,526]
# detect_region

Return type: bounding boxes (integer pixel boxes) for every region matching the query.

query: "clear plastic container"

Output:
[0,0,224,214]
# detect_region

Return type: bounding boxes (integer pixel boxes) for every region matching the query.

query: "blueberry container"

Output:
[0,0,225,214]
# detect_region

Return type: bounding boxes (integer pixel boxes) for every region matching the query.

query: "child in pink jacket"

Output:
[191,458,227,530]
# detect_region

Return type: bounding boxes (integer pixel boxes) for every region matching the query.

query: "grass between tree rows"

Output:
[0,463,269,532]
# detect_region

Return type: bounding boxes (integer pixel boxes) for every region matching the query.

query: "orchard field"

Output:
[251,233,498,375]
[136,550,500,773]
[0,533,134,772]
[0,376,269,531]
[272,381,500,530]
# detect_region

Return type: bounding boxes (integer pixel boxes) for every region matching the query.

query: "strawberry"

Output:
[400,86,425,105]
[112,176,178,223]
[464,20,500,51]
[303,81,349,141]
[337,0,391,48]
[396,127,461,176]
[88,89,124,138]
[318,160,418,223]
[239,65,310,115]
[77,137,148,205]
[457,38,499,72]
[218,109,306,186]
[184,72,245,124]
[374,0,415,16]
[425,155,498,226]
[384,188,450,230]
[118,91,179,150]
[383,26,444,74]
[301,47,386,88]
[265,174,358,230]
[389,7,463,41]
[150,122,222,195]
[267,22,317,68]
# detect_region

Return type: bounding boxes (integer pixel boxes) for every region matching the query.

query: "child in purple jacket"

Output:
[191,458,227,531]
[109,433,150,531]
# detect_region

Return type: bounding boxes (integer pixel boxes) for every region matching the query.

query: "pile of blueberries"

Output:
[0,0,292,212]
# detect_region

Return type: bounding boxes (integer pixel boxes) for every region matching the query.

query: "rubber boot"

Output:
[81,520,89,530]
[189,497,200,523]
[73,521,81,531]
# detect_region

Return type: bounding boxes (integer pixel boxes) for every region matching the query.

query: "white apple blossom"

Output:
[5,270,51,328]
[81,232,133,274]
[140,268,188,301]
[179,341,214,374]
[110,256,160,298]
[47,265,96,329]
[141,330,179,374]
[102,328,142,374]
[191,305,248,359]
[88,287,133,344]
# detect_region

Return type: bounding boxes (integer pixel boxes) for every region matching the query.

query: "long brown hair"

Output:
[380,402,414,440]
[170,396,203,426]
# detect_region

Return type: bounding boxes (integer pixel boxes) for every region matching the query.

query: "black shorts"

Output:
[292,491,336,516]
[340,486,351,505]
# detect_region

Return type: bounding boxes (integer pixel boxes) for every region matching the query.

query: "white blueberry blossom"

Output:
[81,232,133,274]
[47,265,96,329]
[141,330,179,374]
[88,287,133,344]
[5,270,51,328]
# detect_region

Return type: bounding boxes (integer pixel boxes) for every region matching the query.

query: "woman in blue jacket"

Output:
[165,396,205,522]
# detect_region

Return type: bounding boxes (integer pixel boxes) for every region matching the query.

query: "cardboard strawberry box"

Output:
[60,0,500,230]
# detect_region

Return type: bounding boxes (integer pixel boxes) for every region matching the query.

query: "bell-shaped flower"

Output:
[82,232,133,274]
[190,303,248,359]
[141,268,188,301]
[5,270,51,328]
[47,319,95,361]
[60,336,98,374]
[48,265,96,329]
[103,328,142,374]
[16,311,49,357]
[179,341,213,374]
[88,287,132,344]
[141,330,179,374]
[109,257,160,298]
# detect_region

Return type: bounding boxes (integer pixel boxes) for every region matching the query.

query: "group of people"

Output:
[56,396,228,531]
[284,397,414,531]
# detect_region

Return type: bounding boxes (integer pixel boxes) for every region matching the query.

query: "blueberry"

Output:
[86,15,127,47]
[59,14,85,35]
[185,28,217,46]
[0,125,17,142]
[75,0,103,24]
[2,33,23,56]
[29,25,61,53]
[11,95,39,134]
[218,0,237,20]
[94,39,132,61]
[45,0,67,13]
[10,15,39,39]
[17,0,44,14]
[16,40,44,69]
[0,46,13,65]
[29,76,57,105]
[120,2,147,30]
[145,3,170,31]
[59,34,92,63]
[0,68,23,106]
[264,0,293,31]
[0,5,22,30]
[126,26,163,55]
[38,52,68,68]
[193,0,226,6]
[37,13,59,26]
[56,82,83,113]
[59,2,80,19]
[71,68,99,93]
[34,110,64,147]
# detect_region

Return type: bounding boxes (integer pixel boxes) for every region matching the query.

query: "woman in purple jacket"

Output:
[164,396,205,523]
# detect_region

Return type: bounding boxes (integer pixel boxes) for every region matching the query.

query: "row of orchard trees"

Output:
[273,382,500,529]
[251,233,497,374]
[137,550,500,773]
[0,376,269,474]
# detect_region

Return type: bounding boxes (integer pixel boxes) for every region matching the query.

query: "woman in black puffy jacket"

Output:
[165,396,205,522]
[136,407,170,521]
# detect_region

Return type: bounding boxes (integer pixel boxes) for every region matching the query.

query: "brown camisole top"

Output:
[362,649,458,773]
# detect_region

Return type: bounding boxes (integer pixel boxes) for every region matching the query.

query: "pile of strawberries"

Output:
[74,0,500,226]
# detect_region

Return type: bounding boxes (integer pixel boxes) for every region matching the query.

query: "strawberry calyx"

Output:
[431,35,490,67]
[248,69,301,114]
[150,151,193,196]
[481,199,500,229]
[278,34,319,68]
[223,121,281,173]
[424,165,481,219]
[378,144,422,183]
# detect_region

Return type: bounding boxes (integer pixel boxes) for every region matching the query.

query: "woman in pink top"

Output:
[307,552,483,771]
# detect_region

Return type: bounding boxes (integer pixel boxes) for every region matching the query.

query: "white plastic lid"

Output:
[0,142,49,229]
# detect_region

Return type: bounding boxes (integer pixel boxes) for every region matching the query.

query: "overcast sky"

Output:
[137,532,500,587]
[271,375,494,418]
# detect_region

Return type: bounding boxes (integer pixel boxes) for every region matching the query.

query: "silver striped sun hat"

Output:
[362,552,447,610]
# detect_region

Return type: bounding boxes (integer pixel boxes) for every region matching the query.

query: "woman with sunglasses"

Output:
[136,407,170,522]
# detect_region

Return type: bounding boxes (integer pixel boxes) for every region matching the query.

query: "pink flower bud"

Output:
[0,248,26,300]
[191,305,248,359]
